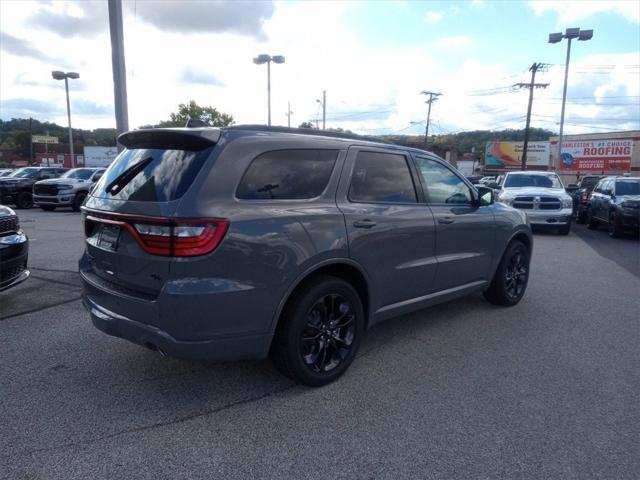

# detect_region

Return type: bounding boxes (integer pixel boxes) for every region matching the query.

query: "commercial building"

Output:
[550,130,639,184]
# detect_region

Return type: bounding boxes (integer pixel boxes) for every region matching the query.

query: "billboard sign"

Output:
[485,141,549,169]
[32,135,58,144]
[84,146,118,167]
[558,139,633,171]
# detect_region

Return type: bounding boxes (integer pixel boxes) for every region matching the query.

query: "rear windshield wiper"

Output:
[106,156,153,196]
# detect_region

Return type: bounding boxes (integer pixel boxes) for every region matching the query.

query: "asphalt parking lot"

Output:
[1,208,639,480]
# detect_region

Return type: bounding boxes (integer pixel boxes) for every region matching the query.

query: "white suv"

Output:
[496,171,573,235]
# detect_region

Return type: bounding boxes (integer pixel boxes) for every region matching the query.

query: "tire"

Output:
[72,192,87,212]
[40,205,56,211]
[608,211,623,238]
[15,191,33,209]
[271,275,365,387]
[586,209,598,230]
[558,223,571,235]
[484,240,530,307]
[576,211,586,224]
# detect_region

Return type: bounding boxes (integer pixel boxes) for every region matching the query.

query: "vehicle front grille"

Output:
[0,215,19,234]
[34,184,58,196]
[1,261,26,283]
[513,196,562,211]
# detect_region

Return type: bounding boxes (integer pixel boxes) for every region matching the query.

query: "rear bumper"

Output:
[524,208,573,226]
[34,194,74,206]
[83,294,272,361]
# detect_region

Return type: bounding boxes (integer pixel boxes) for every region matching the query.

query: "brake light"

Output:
[84,209,228,257]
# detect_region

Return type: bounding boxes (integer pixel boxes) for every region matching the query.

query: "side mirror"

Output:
[476,186,494,206]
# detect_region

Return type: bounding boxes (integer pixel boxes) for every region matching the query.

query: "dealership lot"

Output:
[1,209,639,480]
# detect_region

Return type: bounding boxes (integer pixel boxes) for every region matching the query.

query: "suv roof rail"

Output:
[224,124,391,144]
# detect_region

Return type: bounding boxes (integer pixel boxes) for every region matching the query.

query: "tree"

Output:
[298,121,316,129]
[158,100,234,128]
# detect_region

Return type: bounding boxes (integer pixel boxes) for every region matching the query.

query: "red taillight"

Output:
[84,209,228,257]
[582,192,589,202]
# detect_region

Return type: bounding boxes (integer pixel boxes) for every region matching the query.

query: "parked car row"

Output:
[0,167,104,211]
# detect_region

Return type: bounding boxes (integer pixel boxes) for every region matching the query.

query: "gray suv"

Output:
[80,126,533,386]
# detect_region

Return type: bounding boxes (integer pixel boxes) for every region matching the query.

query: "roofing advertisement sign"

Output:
[485,141,549,169]
[559,139,633,171]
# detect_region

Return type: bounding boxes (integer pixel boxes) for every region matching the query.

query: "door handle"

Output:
[353,219,377,229]
[438,217,454,225]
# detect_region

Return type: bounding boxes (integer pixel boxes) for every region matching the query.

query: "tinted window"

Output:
[616,180,640,196]
[415,157,472,204]
[12,168,39,178]
[236,149,338,200]
[349,151,417,203]
[92,147,213,202]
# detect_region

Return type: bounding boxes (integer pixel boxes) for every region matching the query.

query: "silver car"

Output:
[80,126,533,386]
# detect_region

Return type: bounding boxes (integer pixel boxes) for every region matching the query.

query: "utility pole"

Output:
[29,117,33,164]
[322,90,326,130]
[515,63,548,170]
[420,91,441,146]
[108,0,129,151]
[286,101,293,127]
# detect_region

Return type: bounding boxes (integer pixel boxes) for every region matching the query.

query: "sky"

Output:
[0,0,639,137]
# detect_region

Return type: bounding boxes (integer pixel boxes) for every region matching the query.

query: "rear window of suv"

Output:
[92,147,213,202]
[236,149,338,200]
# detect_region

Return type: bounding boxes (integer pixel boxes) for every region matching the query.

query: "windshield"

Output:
[581,177,601,188]
[62,169,94,180]
[504,174,563,189]
[92,147,213,202]
[616,180,640,196]
[11,168,39,179]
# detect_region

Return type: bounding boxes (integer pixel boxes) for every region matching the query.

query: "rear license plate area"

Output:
[97,224,121,251]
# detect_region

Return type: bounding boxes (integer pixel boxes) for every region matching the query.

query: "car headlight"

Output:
[562,197,573,208]
[498,195,514,206]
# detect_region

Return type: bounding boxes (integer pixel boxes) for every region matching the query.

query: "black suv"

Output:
[572,175,604,223]
[0,167,68,209]
[587,176,640,237]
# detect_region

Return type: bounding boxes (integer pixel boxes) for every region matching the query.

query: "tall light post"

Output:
[52,70,79,167]
[253,54,285,126]
[548,28,593,164]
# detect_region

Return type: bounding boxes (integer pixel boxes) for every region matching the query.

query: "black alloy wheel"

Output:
[15,192,33,209]
[504,249,528,301]
[301,294,356,374]
[484,240,530,307]
[271,275,364,386]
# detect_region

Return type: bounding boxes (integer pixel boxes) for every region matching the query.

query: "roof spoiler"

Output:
[118,128,221,151]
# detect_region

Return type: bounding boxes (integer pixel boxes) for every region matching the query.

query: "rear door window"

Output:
[349,151,417,203]
[92,147,213,202]
[236,149,338,200]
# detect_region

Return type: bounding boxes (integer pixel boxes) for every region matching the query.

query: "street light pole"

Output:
[64,76,74,166]
[557,37,572,164]
[52,70,79,167]
[548,28,593,165]
[253,54,285,127]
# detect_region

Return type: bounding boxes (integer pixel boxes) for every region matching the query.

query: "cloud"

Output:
[135,0,275,40]
[425,10,443,23]
[431,35,473,49]
[179,67,225,87]
[0,98,61,117]
[28,2,107,38]
[529,0,640,24]
[0,32,56,62]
